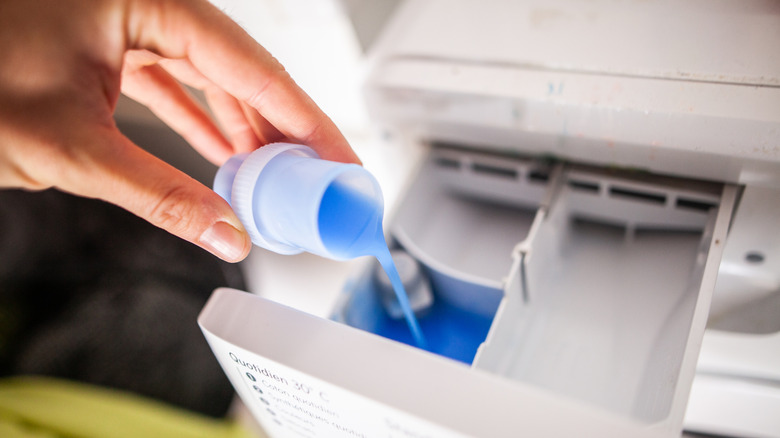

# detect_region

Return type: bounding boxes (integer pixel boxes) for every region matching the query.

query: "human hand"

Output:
[0,0,360,262]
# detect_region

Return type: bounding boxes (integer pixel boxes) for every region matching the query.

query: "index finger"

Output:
[125,0,361,164]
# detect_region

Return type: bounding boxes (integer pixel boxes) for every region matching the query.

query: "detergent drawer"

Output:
[199,145,736,438]
[201,288,673,438]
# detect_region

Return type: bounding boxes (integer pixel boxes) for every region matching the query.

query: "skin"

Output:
[0,0,360,262]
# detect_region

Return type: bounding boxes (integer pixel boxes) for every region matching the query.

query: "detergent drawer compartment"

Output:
[200,144,736,438]
[334,144,736,435]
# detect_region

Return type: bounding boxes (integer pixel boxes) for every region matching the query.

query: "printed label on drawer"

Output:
[205,333,467,438]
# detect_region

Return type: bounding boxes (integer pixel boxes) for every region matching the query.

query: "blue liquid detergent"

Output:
[371,299,494,364]
[338,266,496,364]
[318,182,427,348]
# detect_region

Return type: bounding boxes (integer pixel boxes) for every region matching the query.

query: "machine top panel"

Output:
[377,0,780,87]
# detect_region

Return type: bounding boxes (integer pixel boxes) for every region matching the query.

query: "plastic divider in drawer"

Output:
[333,145,736,435]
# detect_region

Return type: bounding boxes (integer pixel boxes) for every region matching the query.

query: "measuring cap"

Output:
[214,143,384,260]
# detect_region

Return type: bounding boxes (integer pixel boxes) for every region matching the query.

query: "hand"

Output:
[0,0,360,262]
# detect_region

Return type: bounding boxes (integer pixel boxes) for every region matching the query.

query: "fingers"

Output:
[121,53,234,165]
[151,56,288,153]
[125,0,361,164]
[64,127,251,262]
[124,55,285,158]
[129,54,283,155]
[202,86,264,153]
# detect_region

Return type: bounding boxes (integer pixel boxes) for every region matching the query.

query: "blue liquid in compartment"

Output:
[319,182,495,364]
[318,182,427,348]
[371,299,494,364]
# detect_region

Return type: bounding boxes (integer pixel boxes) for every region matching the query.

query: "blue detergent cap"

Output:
[213,143,384,260]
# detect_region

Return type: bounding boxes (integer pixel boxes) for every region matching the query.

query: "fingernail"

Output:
[199,221,249,262]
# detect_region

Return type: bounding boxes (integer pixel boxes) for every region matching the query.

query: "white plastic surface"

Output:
[696,330,780,389]
[199,288,665,438]
[203,147,736,437]
[685,373,780,438]
[373,0,780,86]
[391,149,547,317]
[364,0,780,187]
[476,189,717,427]
[343,147,735,435]
[708,185,780,333]
[389,147,735,433]
[682,186,780,437]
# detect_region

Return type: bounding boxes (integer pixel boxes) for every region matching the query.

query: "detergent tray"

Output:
[200,143,736,438]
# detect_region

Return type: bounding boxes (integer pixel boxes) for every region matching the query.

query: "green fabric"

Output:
[0,376,253,438]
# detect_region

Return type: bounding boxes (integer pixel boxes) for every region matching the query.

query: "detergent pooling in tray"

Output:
[367,248,495,364]
[213,143,426,348]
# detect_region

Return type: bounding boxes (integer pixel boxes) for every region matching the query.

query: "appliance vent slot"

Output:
[435,157,461,170]
[471,163,518,179]
[528,170,550,183]
[608,186,667,205]
[675,197,716,212]
[568,180,600,193]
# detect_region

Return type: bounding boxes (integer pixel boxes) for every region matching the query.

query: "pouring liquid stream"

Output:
[319,182,427,349]
[373,245,427,348]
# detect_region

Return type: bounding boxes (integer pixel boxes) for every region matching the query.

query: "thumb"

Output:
[69,131,251,262]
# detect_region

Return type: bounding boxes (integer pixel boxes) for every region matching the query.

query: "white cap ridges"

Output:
[231,143,316,254]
